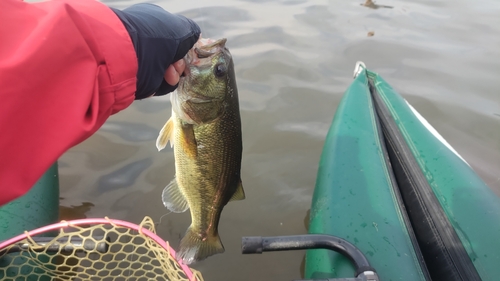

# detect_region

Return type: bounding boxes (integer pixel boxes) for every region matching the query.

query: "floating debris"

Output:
[361,0,393,9]
[367,31,375,37]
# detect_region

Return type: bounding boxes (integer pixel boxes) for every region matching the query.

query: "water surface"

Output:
[59,0,500,280]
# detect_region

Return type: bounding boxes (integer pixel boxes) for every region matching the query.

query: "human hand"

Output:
[164,59,186,88]
[111,4,201,99]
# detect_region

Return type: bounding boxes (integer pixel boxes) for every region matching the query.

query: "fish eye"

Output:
[214,63,227,78]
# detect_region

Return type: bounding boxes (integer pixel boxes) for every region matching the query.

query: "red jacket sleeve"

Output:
[0,0,138,206]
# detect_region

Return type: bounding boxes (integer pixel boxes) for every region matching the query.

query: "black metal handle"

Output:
[242,234,376,279]
[0,236,109,255]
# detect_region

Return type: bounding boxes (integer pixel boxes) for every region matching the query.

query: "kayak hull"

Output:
[305,67,500,280]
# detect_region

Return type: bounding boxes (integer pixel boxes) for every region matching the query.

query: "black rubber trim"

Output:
[369,79,481,281]
[370,83,432,281]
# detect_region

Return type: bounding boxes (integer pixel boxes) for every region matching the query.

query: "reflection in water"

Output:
[59,201,95,221]
[304,209,310,232]
[182,6,251,37]
[276,122,329,139]
[133,99,169,113]
[97,158,153,193]
[69,133,139,170]
[100,121,160,142]
[59,0,500,280]
[300,254,306,279]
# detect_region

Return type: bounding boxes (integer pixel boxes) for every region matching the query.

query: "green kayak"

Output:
[304,63,500,281]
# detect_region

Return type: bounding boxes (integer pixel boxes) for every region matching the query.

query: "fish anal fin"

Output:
[229,179,245,202]
[156,117,174,151]
[162,177,189,213]
[177,227,225,265]
[180,123,197,158]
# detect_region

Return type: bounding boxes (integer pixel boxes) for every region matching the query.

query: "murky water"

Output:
[59,0,500,280]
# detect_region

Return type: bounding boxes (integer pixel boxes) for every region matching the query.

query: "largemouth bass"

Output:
[156,38,244,265]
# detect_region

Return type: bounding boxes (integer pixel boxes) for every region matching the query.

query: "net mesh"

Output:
[0,217,204,281]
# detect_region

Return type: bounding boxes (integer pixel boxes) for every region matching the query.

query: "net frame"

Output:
[0,217,203,281]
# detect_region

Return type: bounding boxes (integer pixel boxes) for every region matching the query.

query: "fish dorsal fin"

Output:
[229,179,245,202]
[156,116,174,151]
[162,177,189,213]
[180,123,198,158]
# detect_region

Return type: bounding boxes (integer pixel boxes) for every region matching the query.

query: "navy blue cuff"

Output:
[111,4,200,99]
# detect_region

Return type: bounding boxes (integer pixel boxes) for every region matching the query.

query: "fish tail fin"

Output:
[177,227,225,265]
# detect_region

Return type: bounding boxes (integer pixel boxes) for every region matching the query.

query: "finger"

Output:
[173,59,185,76]
[164,65,180,86]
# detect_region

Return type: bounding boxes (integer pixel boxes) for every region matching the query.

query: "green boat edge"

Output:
[0,163,59,279]
[0,162,59,241]
[305,64,500,280]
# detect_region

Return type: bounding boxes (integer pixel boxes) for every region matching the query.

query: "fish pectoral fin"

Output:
[162,177,189,213]
[180,123,198,158]
[229,179,245,202]
[156,116,175,151]
[177,227,225,265]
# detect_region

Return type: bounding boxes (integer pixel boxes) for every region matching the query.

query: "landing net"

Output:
[0,216,203,281]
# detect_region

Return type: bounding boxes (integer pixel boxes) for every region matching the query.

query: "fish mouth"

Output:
[182,37,227,76]
[194,38,227,58]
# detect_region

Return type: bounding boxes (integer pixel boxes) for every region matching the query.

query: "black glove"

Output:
[111,4,201,100]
